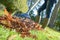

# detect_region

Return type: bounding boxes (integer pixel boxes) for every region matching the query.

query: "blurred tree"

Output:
[48,0,60,28]
[48,0,60,31]
[54,9,60,31]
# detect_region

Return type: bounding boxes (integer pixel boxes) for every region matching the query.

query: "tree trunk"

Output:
[48,0,60,27]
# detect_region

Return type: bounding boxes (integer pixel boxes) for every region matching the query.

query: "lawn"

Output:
[0,25,60,40]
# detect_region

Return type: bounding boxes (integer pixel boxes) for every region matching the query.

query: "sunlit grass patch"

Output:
[0,25,60,40]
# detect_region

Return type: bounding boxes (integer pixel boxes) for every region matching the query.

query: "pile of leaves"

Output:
[0,15,42,38]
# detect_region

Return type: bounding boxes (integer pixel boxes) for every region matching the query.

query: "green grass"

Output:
[0,25,60,40]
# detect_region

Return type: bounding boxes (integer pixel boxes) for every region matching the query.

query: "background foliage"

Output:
[0,0,28,13]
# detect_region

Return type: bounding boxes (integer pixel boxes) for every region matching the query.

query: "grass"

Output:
[0,25,60,40]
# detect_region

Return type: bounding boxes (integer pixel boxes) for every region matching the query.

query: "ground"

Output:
[0,25,60,40]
